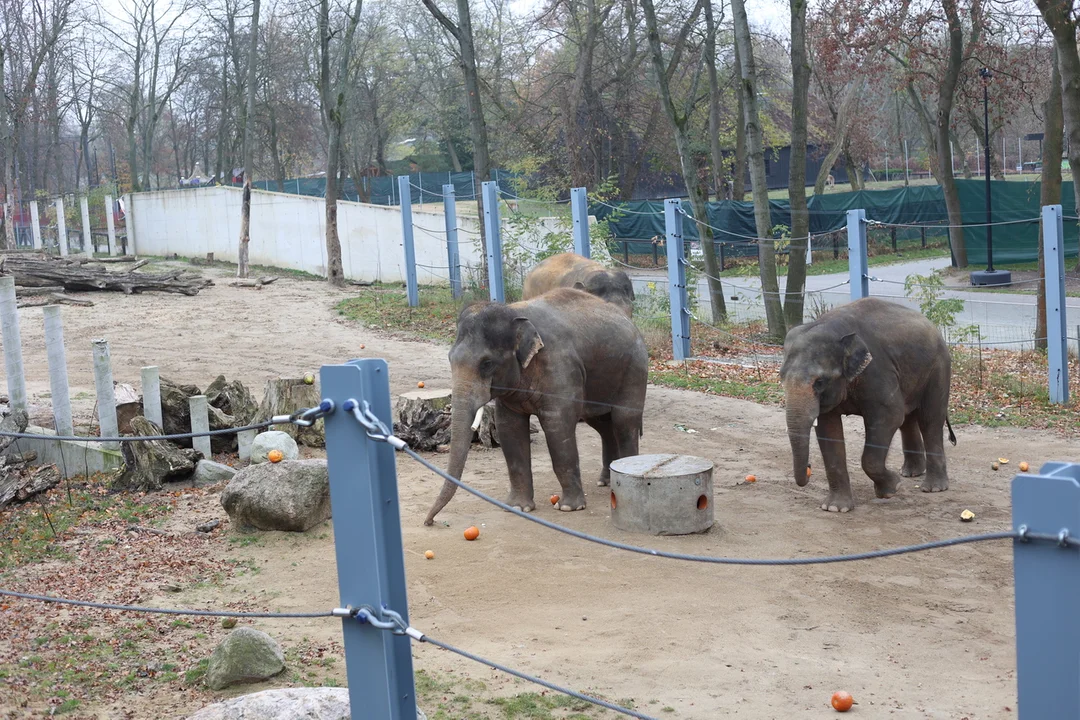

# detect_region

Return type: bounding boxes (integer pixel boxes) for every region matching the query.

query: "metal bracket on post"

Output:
[482,180,505,303]
[1042,205,1069,404]
[665,199,691,362]
[321,359,417,720]
[847,209,869,300]
[443,184,461,299]
[1012,462,1080,719]
[398,176,419,308]
[571,187,590,258]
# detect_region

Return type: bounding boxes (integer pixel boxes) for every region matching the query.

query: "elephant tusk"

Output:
[471,406,485,431]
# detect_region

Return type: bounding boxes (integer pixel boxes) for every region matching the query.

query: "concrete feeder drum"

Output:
[608,454,715,535]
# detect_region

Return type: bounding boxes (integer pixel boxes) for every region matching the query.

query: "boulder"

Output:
[206,375,258,426]
[204,627,285,691]
[194,459,237,485]
[220,459,330,533]
[186,688,427,720]
[249,431,299,464]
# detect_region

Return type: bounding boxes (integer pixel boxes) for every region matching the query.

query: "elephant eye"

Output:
[812,378,827,393]
[479,358,497,375]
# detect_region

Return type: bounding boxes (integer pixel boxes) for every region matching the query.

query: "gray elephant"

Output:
[523,252,635,317]
[779,297,956,512]
[424,287,648,526]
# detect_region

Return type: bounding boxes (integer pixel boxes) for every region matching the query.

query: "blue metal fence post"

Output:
[482,180,505,303]
[847,209,869,300]
[1042,204,1069,404]
[444,184,462,299]
[665,199,691,361]
[1012,461,1080,719]
[321,359,418,720]
[571,187,590,258]
[398,176,419,307]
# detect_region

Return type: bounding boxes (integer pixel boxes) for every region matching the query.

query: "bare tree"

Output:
[784,0,811,331]
[732,0,784,339]
[237,0,261,278]
[317,0,364,287]
[641,0,727,323]
[1037,47,1063,350]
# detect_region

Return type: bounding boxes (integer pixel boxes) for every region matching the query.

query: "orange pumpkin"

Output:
[745,474,757,483]
[831,691,853,712]
[463,526,480,541]
[550,495,560,505]
[268,449,284,463]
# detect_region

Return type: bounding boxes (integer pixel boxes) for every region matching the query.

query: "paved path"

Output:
[629,256,1080,351]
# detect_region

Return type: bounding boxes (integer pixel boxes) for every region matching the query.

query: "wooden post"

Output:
[43,305,73,436]
[29,201,42,251]
[0,277,28,411]
[92,340,120,449]
[105,195,118,256]
[56,198,68,257]
[80,196,92,255]
[189,395,212,458]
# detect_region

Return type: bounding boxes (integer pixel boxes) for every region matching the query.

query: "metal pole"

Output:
[444,184,461,299]
[56,198,68,256]
[141,366,163,428]
[321,359,418,720]
[903,140,910,183]
[482,180,504,303]
[847,209,869,300]
[29,201,42,250]
[80,196,92,255]
[1012,461,1080,719]
[398,176,419,308]
[105,195,118,256]
[189,395,212,458]
[42,305,74,436]
[570,187,590,258]
[665,199,691,361]
[885,149,889,182]
[984,78,994,272]
[1042,204,1069,404]
[91,340,120,449]
[976,137,981,175]
[0,277,28,411]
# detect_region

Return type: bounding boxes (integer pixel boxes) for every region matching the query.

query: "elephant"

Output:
[523,252,635,317]
[424,287,648,526]
[779,297,956,513]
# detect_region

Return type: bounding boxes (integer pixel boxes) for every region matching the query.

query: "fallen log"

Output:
[0,464,61,508]
[18,294,95,309]
[14,285,65,296]
[0,254,213,295]
[117,416,200,492]
[228,276,278,288]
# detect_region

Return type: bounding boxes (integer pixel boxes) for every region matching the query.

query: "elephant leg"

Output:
[495,404,536,512]
[816,412,854,513]
[585,415,616,487]
[861,416,904,500]
[899,413,927,478]
[610,404,642,462]
[918,412,950,493]
[540,412,586,512]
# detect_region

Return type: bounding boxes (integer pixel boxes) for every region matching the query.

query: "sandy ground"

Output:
[6,263,1076,719]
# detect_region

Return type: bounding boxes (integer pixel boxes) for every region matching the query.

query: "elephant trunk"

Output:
[785,383,818,487]
[424,379,489,526]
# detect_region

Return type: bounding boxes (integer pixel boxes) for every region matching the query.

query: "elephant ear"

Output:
[840,332,873,379]
[513,317,545,369]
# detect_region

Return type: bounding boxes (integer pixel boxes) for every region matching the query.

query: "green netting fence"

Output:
[592,180,1078,266]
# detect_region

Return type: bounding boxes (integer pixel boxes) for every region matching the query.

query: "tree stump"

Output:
[255,378,324,448]
[114,383,141,434]
[474,402,500,449]
[159,377,243,454]
[117,416,201,492]
[206,375,258,425]
[0,408,29,455]
[0,460,60,508]
[394,389,452,451]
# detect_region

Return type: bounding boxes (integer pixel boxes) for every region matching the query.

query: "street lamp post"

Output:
[970,67,1011,286]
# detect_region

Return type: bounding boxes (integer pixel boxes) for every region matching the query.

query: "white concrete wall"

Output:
[127,186,496,284]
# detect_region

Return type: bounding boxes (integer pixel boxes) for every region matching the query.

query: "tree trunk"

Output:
[733,0,785,340]
[934,0,971,269]
[1038,47,1064,352]
[0,48,13,250]
[732,41,748,201]
[705,0,727,199]
[813,77,866,196]
[238,0,262,279]
[118,416,201,492]
[394,388,452,451]
[784,0,811,333]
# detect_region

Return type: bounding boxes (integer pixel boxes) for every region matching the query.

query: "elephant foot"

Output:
[555,489,587,512]
[597,468,611,487]
[920,474,949,493]
[505,492,536,513]
[900,460,926,478]
[872,474,902,499]
[820,489,855,513]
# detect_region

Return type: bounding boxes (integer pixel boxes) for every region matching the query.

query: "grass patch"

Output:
[336,284,475,343]
[416,669,608,719]
[717,244,950,278]
[140,255,323,281]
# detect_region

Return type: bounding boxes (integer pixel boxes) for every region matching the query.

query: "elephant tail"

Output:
[946,416,957,446]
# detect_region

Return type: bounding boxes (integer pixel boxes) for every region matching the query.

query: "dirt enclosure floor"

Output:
[4,263,1077,719]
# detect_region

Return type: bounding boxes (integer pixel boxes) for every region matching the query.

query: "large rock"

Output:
[160,377,241,454]
[194,459,237,485]
[204,627,285,691]
[249,431,299,464]
[186,688,427,720]
[220,459,330,533]
[206,375,258,426]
